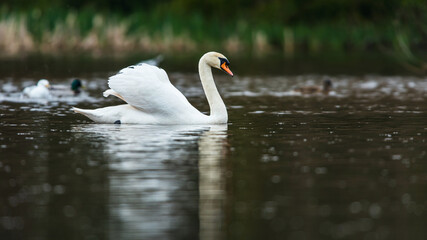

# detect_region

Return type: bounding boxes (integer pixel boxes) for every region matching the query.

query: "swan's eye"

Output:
[218,57,233,77]
[218,57,230,66]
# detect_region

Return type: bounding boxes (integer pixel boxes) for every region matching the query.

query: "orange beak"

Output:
[221,62,234,77]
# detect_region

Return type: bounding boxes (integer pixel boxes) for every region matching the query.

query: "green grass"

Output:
[0,7,425,58]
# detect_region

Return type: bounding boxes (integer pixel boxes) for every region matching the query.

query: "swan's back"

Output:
[107,63,202,119]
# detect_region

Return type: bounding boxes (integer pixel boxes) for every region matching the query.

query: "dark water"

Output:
[1,58,427,240]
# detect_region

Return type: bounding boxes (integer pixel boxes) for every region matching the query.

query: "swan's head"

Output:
[203,52,233,77]
[37,79,50,88]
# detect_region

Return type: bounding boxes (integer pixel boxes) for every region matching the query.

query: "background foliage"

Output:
[3,0,425,22]
[1,0,427,65]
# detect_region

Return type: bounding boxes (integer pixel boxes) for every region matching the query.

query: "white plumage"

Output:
[22,79,50,99]
[72,52,234,124]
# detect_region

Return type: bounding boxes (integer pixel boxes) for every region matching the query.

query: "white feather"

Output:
[72,52,231,124]
[22,79,50,99]
[108,64,200,117]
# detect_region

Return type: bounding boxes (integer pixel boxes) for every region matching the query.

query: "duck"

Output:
[293,79,332,95]
[72,51,234,124]
[51,79,84,97]
[22,79,51,99]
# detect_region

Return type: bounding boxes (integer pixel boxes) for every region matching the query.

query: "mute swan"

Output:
[294,79,332,95]
[72,52,233,124]
[22,79,51,99]
[51,79,84,97]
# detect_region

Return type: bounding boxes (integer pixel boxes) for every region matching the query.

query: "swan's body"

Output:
[22,79,50,99]
[72,52,233,124]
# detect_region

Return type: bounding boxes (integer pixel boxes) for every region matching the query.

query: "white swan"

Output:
[72,52,233,124]
[22,79,51,99]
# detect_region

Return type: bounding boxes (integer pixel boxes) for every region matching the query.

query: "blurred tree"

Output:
[3,0,424,22]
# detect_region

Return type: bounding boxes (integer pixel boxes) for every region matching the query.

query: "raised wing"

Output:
[107,63,200,116]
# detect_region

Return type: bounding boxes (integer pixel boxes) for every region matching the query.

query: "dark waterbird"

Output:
[293,79,333,95]
[51,79,84,97]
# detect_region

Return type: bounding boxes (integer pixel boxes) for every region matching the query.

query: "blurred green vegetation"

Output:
[2,0,422,23]
[1,0,427,67]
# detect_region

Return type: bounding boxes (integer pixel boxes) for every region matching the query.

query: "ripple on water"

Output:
[0,72,427,240]
[2,74,427,102]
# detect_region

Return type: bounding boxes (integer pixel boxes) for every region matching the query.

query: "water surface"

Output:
[1,59,427,240]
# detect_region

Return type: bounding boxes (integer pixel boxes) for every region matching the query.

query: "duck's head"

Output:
[71,79,83,93]
[323,79,332,91]
[38,79,50,88]
[203,52,233,77]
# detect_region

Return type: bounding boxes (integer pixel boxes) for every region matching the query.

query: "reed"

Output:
[0,7,424,58]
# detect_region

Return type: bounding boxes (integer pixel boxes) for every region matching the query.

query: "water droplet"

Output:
[401,193,411,205]
[75,168,83,175]
[318,205,331,217]
[63,205,76,218]
[349,201,362,214]
[314,167,327,174]
[369,203,382,218]
[53,185,65,195]
[301,166,310,173]
[271,175,281,183]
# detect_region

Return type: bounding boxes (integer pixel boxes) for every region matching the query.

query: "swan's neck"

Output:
[199,58,227,122]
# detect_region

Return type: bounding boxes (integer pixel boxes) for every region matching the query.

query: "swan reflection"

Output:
[72,124,228,239]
